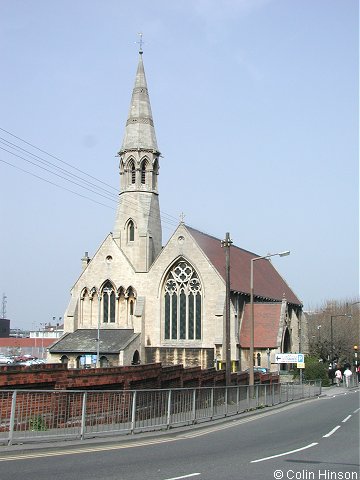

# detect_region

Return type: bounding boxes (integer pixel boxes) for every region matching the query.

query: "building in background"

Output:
[0,319,10,338]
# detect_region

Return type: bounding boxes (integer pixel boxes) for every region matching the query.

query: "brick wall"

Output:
[0,363,278,391]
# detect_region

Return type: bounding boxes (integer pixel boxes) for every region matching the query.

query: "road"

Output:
[1,389,359,480]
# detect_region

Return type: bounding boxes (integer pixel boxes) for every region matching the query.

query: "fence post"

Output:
[247,385,250,410]
[166,390,172,429]
[7,390,17,446]
[225,387,228,417]
[131,391,137,434]
[192,389,197,424]
[236,386,239,413]
[279,384,282,404]
[264,384,267,406]
[211,388,214,419]
[80,391,87,440]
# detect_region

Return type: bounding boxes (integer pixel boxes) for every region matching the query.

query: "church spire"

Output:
[113,48,162,272]
[119,50,159,155]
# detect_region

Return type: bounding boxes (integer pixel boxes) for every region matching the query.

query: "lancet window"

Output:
[141,161,147,184]
[102,281,115,323]
[128,220,135,242]
[128,160,135,184]
[164,260,202,340]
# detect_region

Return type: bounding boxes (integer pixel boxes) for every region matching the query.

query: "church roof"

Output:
[239,303,282,348]
[186,226,302,306]
[119,52,159,154]
[49,329,139,354]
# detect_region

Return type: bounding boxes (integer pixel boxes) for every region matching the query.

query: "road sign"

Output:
[297,362,305,369]
[275,353,304,364]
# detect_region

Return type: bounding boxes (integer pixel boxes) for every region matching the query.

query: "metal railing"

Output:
[0,381,322,446]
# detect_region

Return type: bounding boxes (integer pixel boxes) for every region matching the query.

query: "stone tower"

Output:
[113,50,162,271]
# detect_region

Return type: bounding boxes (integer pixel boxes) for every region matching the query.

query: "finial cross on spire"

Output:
[179,212,185,224]
[137,32,144,54]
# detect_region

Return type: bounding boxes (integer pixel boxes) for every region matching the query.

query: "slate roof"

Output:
[186,226,302,306]
[239,303,282,348]
[49,329,139,354]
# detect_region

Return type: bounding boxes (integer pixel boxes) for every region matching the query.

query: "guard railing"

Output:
[0,381,322,446]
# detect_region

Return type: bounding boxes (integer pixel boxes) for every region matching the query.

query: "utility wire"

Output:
[0,127,118,192]
[0,145,118,204]
[0,158,114,210]
[0,157,177,232]
[0,136,116,197]
[0,127,178,226]
[0,127,180,226]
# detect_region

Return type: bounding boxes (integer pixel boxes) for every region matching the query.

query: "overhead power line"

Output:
[0,128,180,228]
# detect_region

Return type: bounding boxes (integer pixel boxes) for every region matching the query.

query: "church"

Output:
[48,49,307,371]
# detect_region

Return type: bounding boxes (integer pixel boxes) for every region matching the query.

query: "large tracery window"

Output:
[164,260,202,340]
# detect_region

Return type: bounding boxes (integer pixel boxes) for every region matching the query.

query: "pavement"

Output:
[320,383,359,396]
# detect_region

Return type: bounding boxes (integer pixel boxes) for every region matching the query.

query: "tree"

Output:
[306,298,359,368]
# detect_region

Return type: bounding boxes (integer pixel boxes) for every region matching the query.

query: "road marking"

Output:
[342,415,351,423]
[251,442,318,463]
[323,425,340,437]
[353,408,360,414]
[164,474,200,480]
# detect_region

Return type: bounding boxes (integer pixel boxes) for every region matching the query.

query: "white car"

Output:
[0,354,14,365]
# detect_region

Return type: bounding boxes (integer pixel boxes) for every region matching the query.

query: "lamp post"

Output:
[249,250,290,388]
[96,291,102,368]
[317,325,321,341]
[330,314,351,367]
[40,322,46,359]
[221,232,233,386]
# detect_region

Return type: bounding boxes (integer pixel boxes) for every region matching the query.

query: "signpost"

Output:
[275,353,305,384]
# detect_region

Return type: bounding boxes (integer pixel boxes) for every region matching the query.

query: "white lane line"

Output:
[164,474,200,480]
[342,415,351,423]
[323,425,341,437]
[353,408,360,414]
[251,443,318,463]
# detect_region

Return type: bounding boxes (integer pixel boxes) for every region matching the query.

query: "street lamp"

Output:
[330,313,351,367]
[249,250,290,387]
[96,290,102,368]
[317,325,321,341]
[96,287,112,368]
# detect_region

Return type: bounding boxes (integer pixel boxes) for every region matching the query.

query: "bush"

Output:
[295,356,330,386]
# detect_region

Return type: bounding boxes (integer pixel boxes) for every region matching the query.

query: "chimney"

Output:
[81,252,91,270]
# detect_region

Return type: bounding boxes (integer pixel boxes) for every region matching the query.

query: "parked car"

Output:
[245,367,269,374]
[0,354,14,365]
[14,355,36,363]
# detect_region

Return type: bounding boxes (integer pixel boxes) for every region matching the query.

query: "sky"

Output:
[0,0,358,330]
